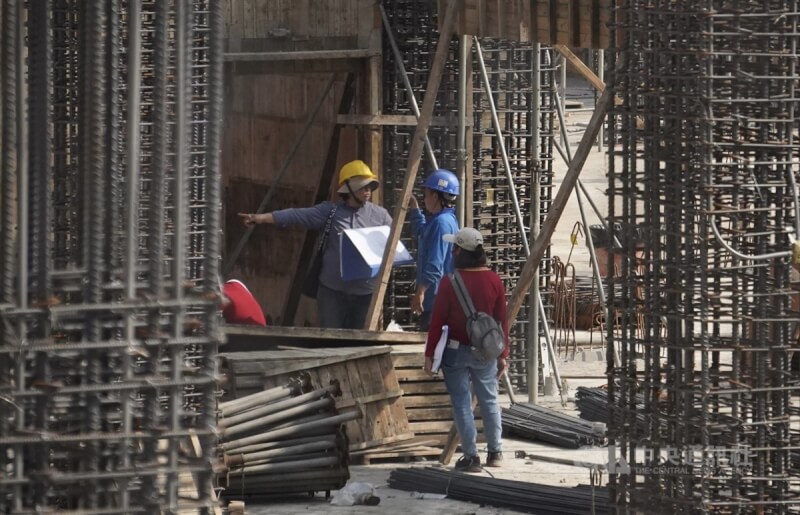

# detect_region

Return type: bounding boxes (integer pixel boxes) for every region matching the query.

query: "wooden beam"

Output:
[336,113,467,127]
[554,44,604,92]
[506,87,613,326]
[224,49,380,62]
[222,324,426,344]
[363,0,463,331]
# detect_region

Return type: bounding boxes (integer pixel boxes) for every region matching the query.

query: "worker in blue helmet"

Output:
[409,169,460,331]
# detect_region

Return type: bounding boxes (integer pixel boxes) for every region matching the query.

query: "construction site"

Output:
[0,0,798,513]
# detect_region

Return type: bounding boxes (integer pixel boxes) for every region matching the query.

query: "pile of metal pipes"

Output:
[388,467,609,514]
[217,378,356,498]
[502,402,606,448]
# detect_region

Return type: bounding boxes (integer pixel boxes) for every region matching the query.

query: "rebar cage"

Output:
[380,0,555,391]
[607,1,800,512]
[0,1,223,512]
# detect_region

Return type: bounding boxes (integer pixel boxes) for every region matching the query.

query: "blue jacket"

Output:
[273,200,392,295]
[410,207,458,313]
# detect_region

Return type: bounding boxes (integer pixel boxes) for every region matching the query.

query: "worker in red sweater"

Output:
[423,227,509,473]
[221,279,267,326]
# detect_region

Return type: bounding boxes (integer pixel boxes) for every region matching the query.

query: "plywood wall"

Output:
[223,0,382,327]
[440,0,612,48]
[226,0,378,52]
[223,73,349,326]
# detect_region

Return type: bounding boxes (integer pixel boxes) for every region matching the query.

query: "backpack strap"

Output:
[318,205,338,252]
[450,271,476,318]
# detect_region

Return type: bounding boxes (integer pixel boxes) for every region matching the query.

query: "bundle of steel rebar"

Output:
[0,1,223,512]
[388,467,609,514]
[217,380,355,499]
[502,402,606,448]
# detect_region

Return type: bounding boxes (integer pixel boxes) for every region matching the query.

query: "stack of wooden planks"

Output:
[391,346,482,448]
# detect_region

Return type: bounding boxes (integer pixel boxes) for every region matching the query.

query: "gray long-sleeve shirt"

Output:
[272,200,393,295]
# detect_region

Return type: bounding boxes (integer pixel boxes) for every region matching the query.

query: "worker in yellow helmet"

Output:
[238,160,392,329]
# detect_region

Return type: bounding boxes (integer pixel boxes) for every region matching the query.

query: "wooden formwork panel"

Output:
[531,0,610,48]
[443,0,612,49]
[440,0,527,42]
[392,347,484,447]
[220,346,413,451]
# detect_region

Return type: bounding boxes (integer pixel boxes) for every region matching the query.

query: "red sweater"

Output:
[425,269,509,358]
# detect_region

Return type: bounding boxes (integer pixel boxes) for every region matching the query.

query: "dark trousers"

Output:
[317,283,372,330]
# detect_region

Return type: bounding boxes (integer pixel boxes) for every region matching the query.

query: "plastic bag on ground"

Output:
[330,481,381,506]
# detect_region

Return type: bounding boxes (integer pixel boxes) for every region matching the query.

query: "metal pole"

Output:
[224,74,337,275]
[456,35,470,225]
[379,2,438,170]
[597,50,604,152]
[529,43,541,404]
[121,1,142,509]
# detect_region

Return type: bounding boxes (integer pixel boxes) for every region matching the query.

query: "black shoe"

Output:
[486,451,503,467]
[454,454,482,473]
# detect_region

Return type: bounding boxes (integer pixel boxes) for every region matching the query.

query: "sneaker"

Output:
[454,454,482,473]
[486,451,503,467]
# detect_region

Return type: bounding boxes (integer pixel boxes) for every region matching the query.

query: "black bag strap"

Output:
[317,205,338,252]
[450,271,476,318]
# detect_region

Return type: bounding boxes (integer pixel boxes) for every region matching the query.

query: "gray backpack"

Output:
[450,271,505,362]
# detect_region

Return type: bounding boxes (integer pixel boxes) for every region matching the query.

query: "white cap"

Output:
[337,176,380,194]
[443,227,483,251]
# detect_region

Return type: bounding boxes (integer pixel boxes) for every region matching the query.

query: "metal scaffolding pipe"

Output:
[219,381,303,415]
[220,384,339,426]
[222,409,361,452]
[221,397,335,438]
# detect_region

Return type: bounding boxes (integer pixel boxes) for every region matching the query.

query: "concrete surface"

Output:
[240,79,615,514]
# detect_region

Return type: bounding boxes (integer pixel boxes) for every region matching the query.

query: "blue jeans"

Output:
[441,344,502,457]
[317,283,372,329]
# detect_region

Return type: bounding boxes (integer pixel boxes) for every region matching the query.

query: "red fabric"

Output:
[222,280,266,326]
[425,269,509,358]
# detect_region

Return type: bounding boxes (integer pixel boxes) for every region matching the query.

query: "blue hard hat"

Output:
[424,169,460,196]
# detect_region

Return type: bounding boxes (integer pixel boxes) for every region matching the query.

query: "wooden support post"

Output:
[363,0,462,330]
[506,87,613,326]
[554,44,605,93]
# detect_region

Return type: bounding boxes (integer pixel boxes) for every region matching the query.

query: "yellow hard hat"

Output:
[338,160,379,193]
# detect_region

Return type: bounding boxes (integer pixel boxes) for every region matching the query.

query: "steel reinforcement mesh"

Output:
[380,0,555,390]
[607,2,800,512]
[0,1,223,512]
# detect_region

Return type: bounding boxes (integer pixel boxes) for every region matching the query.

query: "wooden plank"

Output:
[348,432,416,452]
[336,114,468,127]
[554,45,604,92]
[364,0,463,330]
[403,394,451,408]
[337,389,402,408]
[224,49,380,62]
[401,382,450,395]
[392,354,424,368]
[506,87,613,325]
[407,407,453,421]
[223,324,425,344]
[395,369,439,381]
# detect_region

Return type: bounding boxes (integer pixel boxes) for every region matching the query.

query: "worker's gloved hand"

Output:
[408,195,419,209]
[424,356,434,375]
